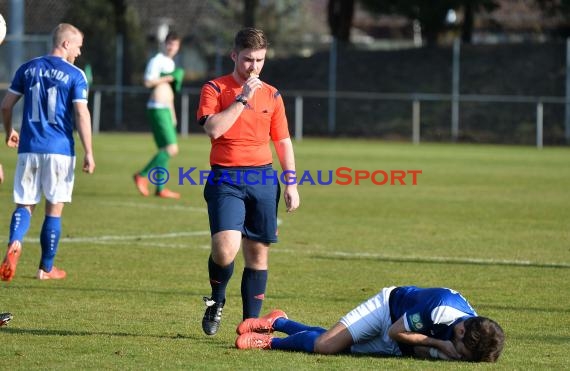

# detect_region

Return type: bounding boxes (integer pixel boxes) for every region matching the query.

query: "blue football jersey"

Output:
[390,286,477,341]
[9,55,89,156]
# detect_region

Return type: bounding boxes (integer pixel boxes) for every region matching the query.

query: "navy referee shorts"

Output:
[204,165,281,243]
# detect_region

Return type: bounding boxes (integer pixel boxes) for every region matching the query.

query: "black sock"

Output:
[208,255,234,304]
[241,268,268,319]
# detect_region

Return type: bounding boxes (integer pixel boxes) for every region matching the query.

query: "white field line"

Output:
[1,231,211,244]
[4,231,566,268]
[322,251,570,268]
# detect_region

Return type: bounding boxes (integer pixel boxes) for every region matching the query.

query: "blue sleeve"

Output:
[403,288,476,336]
[71,72,89,103]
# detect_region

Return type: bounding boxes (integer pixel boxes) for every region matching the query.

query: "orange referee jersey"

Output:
[197,74,290,167]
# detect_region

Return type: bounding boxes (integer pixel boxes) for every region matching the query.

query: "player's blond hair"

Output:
[51,23,83,48]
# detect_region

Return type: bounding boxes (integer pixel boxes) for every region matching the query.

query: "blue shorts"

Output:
[204,165,280,243]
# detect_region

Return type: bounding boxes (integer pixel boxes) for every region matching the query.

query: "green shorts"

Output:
[147,108,177,148]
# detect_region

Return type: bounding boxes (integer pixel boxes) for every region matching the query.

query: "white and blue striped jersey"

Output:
[390,286,477,341]
[8,55,89,156]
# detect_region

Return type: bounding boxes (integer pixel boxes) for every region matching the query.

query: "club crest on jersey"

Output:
[410,313,423,330]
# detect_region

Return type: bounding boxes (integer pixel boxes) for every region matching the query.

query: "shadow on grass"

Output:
[477,303,570,314]
[0,327,233,344]
[1,284,205,297]
[0,327,191,338]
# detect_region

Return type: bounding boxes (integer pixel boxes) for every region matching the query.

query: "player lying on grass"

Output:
[235,286,504,362]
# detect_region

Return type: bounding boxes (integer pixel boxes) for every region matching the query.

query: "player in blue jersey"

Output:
[0,23,95,282]
[235,286,505,363]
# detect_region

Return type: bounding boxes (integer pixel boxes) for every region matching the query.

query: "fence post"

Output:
[412,99,420,144]
[536,101,543,149]
[92,90,101,135]
[451,38,460,141]
[180,93,189,137]
[564,37,570,144]
[328,37,337,135]
[114,34,124,129]
[295,95,303,141]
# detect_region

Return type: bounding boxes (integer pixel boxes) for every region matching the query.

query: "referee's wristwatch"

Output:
[235,94,248,106]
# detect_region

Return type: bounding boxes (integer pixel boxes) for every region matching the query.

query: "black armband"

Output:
[198,115,209,126]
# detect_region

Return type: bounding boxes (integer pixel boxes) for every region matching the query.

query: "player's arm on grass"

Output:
[388,317,461,360]
[273,137,300,212]
[74,102,95,174]
[412,345,453,360]
[1,91,21,148]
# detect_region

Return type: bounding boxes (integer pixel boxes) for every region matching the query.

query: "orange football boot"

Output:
[133,173,150,196]
[236,309,288,335]
[235,332,273,350]
[36,266,67,280]
[0,241,22,282]
[156,189,181,199]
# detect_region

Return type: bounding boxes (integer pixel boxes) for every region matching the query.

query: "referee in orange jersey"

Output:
[197,28,300,336]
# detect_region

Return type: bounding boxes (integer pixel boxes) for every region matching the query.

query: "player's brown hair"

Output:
[165,31,180,43]
[233,27,267,52]
[463,317,505,362]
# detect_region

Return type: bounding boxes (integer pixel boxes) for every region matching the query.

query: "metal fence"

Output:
[0,84,564,148]
[87,86,567,148]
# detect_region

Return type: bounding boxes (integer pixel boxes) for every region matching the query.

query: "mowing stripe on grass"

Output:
[99,201,208,213]
[96,201,283,225]
[60,231,211,242]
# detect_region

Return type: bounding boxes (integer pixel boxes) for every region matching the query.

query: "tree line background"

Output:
[57,0,570,86]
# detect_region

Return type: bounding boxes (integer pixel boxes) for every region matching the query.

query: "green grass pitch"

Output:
[0,133,569,369]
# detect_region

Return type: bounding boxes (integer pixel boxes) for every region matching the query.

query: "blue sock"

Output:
[40,216,61,272]
[208,255,234,304]
[274,317,327,335]
[241,268,267,319]
[271,330,325,353]
[9,207,31,243]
